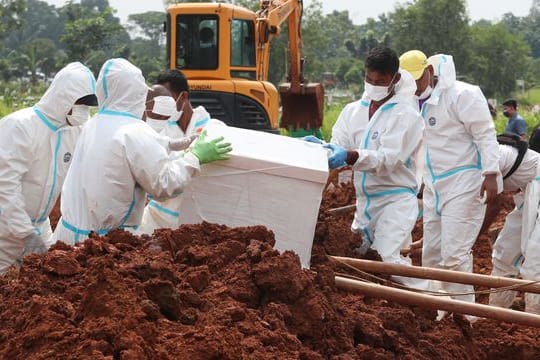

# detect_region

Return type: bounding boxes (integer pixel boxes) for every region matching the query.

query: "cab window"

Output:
[176,15,218,70]
[230,19,255,67]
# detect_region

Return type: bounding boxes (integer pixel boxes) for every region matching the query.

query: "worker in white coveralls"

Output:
[307,46,430,290]
[479,136,540,314]
[0,62,97,273]
[138,69,226,234]
[400,50,501,303]
[51,58,232,245]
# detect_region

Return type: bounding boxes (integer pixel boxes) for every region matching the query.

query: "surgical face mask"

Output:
[418,72,433,100]
[364,73,397,101]
[503,110,512,118]
[149,96,177,117]
[169,94,187,123]
[66,105,89,126]
[418,85,433,100]
[147,117,167,132]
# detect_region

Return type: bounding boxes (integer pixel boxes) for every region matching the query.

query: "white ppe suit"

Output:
[0,62,96,273]
[331,70,429,290]
[489,145,540,313]
[419,55,501,302]
[138,107,224,234]
[51,58,201,245]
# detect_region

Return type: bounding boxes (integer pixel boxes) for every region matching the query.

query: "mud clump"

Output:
[1,186,540,358]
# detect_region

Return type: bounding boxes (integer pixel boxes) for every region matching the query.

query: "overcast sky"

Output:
[44,0,533,25]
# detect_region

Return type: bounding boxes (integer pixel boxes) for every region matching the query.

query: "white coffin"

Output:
[178,124,329,268]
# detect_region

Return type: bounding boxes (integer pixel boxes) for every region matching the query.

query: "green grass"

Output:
[518,88,540,106]
[321,103,345,142]
[278,101,345,140]
[494,110,540,135]
[0,81,47,119]
[0,101,12,119]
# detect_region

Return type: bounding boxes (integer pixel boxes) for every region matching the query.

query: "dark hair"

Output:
[75,94,98,106]
[365,46,399,76]
[156,69,189,94]
[503,99,517,109]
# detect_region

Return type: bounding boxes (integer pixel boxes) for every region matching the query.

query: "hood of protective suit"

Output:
[361,69,417,102]
[35,62,96,128]
[96,58,147,118]
[393,69,417,100]
[427,54,456,91]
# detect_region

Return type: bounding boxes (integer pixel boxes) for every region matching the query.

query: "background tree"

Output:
[389,0,471,71]
[18,38,58,82]
[298,0,327,82]
[128,11,165,44]
[0,0,25,40]
[0,0,537,104]
[127,11,167,82]
[60,1,128,72]
[502,4,540,58]
[4,0,63,51]
[468,22,530,97]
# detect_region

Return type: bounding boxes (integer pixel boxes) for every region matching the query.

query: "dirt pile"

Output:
[1,184,540,359]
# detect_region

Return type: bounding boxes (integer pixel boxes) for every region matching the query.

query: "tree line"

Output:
[1,0,540,99]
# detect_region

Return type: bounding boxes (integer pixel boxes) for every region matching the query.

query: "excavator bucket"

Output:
[279,82,324,132]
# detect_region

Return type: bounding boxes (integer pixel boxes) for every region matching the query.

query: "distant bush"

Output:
[321,101,349,142]
[494,110,540,136]
[0,81,48,118]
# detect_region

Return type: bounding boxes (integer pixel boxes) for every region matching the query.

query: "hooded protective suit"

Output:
[420,55,501,302]
[331,70,429,290]
[137,106,225,234]
[0,62,96,272]
[51,58,201,245]
[489,145,540,313]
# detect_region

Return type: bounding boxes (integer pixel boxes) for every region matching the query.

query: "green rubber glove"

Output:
[190,129,232,164]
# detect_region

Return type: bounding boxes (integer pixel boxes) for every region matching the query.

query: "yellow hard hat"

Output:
[399,50,428,80]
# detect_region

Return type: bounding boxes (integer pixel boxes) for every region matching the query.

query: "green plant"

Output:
[494,109,540,135]
[0,81,47,118]
[321,101,348,142]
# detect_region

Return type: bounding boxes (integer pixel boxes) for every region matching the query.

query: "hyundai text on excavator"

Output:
[165,0,324,133]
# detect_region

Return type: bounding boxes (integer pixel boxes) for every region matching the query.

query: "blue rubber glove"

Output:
[323,143,347,169]
[302,135,323,144]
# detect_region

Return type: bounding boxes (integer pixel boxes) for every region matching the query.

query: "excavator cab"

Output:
[166,1,323,135]
[167,4,280,132]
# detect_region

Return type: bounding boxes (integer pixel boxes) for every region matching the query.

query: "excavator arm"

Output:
[255,0,324,131]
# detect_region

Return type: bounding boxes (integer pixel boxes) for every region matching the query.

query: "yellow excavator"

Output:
[165,0,324,134]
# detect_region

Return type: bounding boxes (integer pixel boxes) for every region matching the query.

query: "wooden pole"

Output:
[331,256,540,294]
[328,200,422,217]
[327,204,356,216]
[335,276,540,328]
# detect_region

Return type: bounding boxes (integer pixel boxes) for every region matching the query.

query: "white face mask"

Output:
[418,72,433,100]
[418,85,433,100]
[66,105,89,126]
[364,73,397,101]
[151,96,176,117]
[169,94,187,123]
[146,117,167,132]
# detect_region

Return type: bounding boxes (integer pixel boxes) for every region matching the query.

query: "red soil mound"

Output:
[1,184,538,359]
